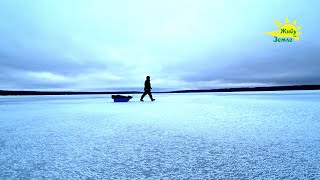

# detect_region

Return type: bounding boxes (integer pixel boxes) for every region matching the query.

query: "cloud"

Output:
[170,43,320,88]
[0,0,319,90]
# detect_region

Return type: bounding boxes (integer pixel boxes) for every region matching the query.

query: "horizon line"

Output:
[1,84,320,93]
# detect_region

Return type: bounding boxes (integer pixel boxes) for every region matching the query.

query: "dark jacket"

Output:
[144,80,151,91]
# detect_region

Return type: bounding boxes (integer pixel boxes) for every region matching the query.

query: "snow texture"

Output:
[1,91,320,179]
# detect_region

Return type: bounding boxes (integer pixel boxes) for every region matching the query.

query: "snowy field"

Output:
[1,91,320,179]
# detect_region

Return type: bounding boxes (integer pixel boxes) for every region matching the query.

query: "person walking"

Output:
[140,76,155,102]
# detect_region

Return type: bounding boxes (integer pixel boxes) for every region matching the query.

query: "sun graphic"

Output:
[265,17,302,40]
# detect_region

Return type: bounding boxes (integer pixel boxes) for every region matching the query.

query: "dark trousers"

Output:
[140,90,153,100]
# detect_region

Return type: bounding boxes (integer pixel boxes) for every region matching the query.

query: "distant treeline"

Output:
[166,85,320,93]
[0,90,141,96]
[1,85,320,96]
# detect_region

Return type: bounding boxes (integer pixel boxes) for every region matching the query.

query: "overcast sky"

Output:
[0,0,319,91]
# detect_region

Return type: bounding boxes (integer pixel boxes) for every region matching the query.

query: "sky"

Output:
[0,0,319,91]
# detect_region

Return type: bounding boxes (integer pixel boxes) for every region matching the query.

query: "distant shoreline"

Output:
[1,85,320,96]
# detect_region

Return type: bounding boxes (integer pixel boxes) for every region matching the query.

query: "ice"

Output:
[1,91,320,179]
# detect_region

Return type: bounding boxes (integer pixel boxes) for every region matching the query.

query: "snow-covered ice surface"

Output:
[1,91,320,179]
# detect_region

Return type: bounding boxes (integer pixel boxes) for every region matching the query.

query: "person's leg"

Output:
[140,91,147,101]
[148,91,155,101]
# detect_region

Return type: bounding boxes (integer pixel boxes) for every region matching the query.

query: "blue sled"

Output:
[111,95,133,102]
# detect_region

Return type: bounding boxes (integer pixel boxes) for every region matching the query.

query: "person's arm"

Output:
[144,81,148,90]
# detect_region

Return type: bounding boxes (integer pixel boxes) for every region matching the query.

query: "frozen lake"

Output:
[1,91,320,179]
